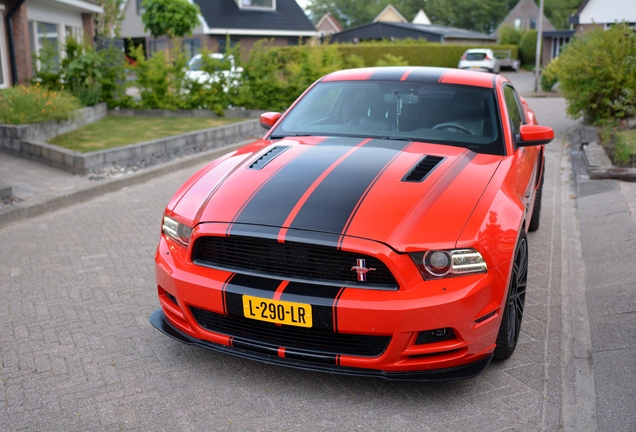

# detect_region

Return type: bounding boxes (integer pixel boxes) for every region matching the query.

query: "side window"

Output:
[504,85,523,136]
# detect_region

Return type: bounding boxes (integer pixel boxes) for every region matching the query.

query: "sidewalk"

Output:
[0,140,248,229]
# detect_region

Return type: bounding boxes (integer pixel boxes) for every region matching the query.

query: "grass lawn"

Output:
[618,129,636,155]
[49,116,246,153]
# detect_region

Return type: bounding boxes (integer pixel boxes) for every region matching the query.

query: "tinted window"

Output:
[466,53,487,61]
[270,81,505,155]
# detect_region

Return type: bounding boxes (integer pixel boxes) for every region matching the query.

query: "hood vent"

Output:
[402,155,445,182]
[248,146,290,170]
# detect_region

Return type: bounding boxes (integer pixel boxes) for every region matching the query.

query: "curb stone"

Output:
[571,125,636,181]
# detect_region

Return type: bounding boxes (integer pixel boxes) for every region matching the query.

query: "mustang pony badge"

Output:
[351,259,376,282]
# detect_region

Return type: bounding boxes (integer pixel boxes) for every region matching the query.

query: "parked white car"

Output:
[185,54,243,86]
[457,49,501,74]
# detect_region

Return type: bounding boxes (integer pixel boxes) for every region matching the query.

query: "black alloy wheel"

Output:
[494,231,528,360]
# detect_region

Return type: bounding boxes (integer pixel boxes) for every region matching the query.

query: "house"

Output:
[0,0,103,88]
[329,5,496,45]
[569,0,636,33]
[541,0,635,67]
[119,0,318,59]
[494,0,555,37]
[316,13,342,38]
[373,4,408,24]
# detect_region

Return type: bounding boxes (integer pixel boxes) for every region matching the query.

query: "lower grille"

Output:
[190,306,391,357]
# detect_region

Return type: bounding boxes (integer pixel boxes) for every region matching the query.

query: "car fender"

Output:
[455,155,528,269]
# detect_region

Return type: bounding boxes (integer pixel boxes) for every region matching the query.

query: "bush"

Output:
[519,30,537,66]
[558,24,636,124]
[375,54,409,66]
[0,85,81,125]
[129,44,189,110]
[238,41,343,111]
[541,57,560,92]
[32,36,129,108]
[499,25,523,45]
[181,48,242,115]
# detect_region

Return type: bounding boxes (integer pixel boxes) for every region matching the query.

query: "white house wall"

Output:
[579,0,636,24]
[27,0,85,28]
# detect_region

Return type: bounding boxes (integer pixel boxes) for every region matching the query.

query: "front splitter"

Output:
[150,308,492,382]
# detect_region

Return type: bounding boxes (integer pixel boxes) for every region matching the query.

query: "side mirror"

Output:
[260,112,282,130]
[517,124,554,146]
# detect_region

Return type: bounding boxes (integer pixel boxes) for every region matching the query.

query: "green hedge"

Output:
[336,43,519,68]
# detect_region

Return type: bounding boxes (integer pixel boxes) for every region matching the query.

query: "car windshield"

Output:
[270,80,504,155]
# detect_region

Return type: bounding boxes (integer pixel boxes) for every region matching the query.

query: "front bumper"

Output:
[154,230,511,379]
[150,308,493,381]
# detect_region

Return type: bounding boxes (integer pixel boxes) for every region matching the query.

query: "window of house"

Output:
[529,18,536,30]
[148,40,168,55]
[514,18,522,30]
[137,0,145,15]
[183,39,201,60]
[238,0,275,10]
[29,21,60,71]
[0,4,7,88]
[218,37,239,54]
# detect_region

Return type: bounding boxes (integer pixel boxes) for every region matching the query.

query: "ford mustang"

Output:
[151,67,554,381]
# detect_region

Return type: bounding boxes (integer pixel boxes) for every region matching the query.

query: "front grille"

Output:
[192,236,398,289]
[190,306,391,357]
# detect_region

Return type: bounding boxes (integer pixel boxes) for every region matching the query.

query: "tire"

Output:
[494,231,528,360]
[528,174,544,232]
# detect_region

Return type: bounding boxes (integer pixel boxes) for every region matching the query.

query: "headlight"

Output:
[411,249,487,279]
[162,216,193,247]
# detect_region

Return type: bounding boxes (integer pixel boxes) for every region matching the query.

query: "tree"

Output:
[95,0,126,37]
[141,0,200,40]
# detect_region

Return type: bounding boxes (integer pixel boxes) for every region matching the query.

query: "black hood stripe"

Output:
[229,137,365,235]
[287,139,411,237]
[339,141,415,247]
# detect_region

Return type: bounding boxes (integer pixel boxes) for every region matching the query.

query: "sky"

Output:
[296,0,309,11]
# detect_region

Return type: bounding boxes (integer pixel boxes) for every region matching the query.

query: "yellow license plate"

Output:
[242,295,312,328]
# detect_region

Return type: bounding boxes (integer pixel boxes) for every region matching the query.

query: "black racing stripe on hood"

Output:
[403,67,448,83]
[230,137,363,233]
[289,139,411,235]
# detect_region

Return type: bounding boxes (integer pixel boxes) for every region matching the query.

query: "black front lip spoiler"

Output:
[150,308,493,382]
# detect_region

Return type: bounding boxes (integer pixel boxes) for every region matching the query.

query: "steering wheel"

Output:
[432,122,474,135]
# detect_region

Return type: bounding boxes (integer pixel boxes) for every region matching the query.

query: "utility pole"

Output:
[534,0,545,93]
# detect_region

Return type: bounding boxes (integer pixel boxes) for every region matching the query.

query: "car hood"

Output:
[173,136,503,251]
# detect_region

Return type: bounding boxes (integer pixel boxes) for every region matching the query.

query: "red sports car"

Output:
[151,67,554,381]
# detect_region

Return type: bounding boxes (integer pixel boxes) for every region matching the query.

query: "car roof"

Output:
[321,67,497,89]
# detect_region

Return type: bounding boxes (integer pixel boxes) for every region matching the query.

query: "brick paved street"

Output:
[1,98,588,430]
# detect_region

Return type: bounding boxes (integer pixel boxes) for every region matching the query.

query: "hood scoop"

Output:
[248,145,290,170]
[402,155,445,182]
